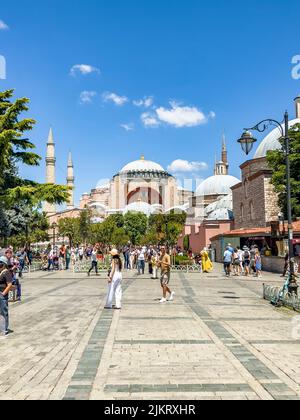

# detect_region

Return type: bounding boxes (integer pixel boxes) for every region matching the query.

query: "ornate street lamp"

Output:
[238,112,297,290]
[237,131,257,155]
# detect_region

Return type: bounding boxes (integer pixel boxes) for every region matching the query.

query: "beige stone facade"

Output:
[79,156,192,216]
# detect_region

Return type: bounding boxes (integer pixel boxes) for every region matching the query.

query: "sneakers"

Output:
[168,292,175,302]
[159,298,167,304]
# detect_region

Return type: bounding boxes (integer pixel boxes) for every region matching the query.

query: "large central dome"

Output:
[120,156,166,174]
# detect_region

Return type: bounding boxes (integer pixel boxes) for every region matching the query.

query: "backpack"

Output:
[244,251,250,259]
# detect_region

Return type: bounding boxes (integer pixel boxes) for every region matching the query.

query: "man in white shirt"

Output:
[137,247,146,275]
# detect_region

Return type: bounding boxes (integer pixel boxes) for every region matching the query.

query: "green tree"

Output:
[267,124,300,218]
[0,89,69,207]
[183,235,190,252]
[79,208,92,244]
[111,228,130,247]
[58,218,80,247]
[124,212,148,245]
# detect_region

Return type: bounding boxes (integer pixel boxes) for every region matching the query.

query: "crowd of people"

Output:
[223,244,262,278]
[0,240,268,338]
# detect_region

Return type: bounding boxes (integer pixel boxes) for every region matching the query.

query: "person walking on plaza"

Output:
[243,246,251,276]
[151,252,159,279]
[232,248,241,276]
[88,247,98,276]
[59,245,66,270]
[65,246,71,270]
[223,246,232,277]
[250,246,257,276]
[16,248,28,279]
[105,249,123,310]
[201,247,213,273]
[255,250,262,278]
[137,247,146,275]
[159,246,175,304]
[0,257,13,336]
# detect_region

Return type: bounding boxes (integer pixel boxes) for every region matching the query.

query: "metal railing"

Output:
[263,284,300,312]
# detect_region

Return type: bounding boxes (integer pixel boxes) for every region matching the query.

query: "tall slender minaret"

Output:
[66,152,75,210]
[44,128,56,215]
[215,134,230,176]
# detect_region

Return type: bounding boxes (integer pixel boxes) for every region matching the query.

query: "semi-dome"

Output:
[120,156,165,174]
[124,201,154,216]
[196,175,240,197]
[254,118,300,159]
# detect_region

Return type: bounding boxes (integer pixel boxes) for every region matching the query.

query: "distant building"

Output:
[79,155,193,218]
[178,139,239,253]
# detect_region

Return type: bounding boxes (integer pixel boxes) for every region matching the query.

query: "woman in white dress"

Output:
[105,249,123,310]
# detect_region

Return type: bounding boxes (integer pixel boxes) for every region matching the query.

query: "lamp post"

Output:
[51,222,57,249]
[238,112,297,288]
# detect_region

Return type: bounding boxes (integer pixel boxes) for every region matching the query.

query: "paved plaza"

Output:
[1,266,300,401]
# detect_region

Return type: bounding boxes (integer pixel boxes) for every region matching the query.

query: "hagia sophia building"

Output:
[44,131,239,228]
[44,95,300,254]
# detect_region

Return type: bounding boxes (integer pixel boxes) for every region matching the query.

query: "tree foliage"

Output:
[123,212,148,245]
[267,124,300,218]
[0,89,69,207]
[58,218,81,248]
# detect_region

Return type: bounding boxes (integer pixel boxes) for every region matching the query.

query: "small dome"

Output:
[196,175,240,197]
[205,193,233,216]
[254,118,300,159]
[120,157,165,174]
[124,201,153,216]
[207,208,234,221]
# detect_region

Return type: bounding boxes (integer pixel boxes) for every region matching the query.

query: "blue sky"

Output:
[1,0,300,205]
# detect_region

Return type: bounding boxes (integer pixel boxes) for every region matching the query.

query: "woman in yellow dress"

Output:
[201,248,213,273]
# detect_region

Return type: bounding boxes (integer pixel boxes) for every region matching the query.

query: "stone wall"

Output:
[232,157,280,230]
[261,256,285,274]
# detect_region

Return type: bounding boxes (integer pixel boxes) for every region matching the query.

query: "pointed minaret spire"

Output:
[68,151,73,167]
[67,151,75,210]
[43,128,57,215]
[48,127,54,144]
[222,132,226,151]
[221,132,229,174]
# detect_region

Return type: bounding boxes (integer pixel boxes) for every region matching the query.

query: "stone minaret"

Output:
[215,135,229,176]
[221,134,229,174]
[44,128,56,215]
[295,95,300,119]
[66,152,75,210]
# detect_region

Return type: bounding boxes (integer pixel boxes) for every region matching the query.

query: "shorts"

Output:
[244,260,250,267]
[160,270,170,286]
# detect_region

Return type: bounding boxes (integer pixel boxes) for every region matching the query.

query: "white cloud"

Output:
[156,101,215,128]
[102,92,129,106]
[141,112,160,128]
[70,64,100,77]
[0,20,9,31]
[168,159,208,173]
[121,123,135,131]
[133,96,154,108]
[80,91,97,104]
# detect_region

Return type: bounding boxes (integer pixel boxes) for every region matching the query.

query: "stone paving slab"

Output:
[0,265,299,400]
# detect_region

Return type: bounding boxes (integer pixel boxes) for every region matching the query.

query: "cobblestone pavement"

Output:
[1,266,299,400]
